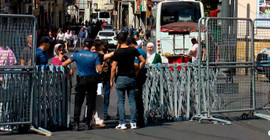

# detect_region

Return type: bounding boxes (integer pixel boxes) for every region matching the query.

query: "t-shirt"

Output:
[65,32,72,40]
[113,47,141,77]
[51,56,68,66]
[20,46,32,65]
[36,47,48,66]
[134,46,146,64]
[191,43,199,62]
[70,49,100,77]
[136,39,143,46]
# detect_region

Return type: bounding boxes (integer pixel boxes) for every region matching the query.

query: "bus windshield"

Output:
[161,2,201,26]
[99,12,110,18]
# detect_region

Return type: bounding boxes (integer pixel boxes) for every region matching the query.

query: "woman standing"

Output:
[146,42,162,64]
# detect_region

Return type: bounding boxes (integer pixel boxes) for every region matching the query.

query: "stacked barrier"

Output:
[32,65,71,131]
[143,63,208,121]
[0,65,71,134]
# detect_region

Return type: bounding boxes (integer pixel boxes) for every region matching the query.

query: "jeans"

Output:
[74,76,98,124]
[135,70,147,125]
[103,79,111,115]
[116,76,137,124]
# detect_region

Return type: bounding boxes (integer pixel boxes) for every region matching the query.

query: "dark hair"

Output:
[135,32,139,38]
[191,38,196,42]
[127,37,137,45]
[84,38,94,48]
[94,39,103,51]
[118,32,127,44]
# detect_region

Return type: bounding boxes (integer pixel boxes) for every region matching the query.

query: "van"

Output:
[97,11,111,24]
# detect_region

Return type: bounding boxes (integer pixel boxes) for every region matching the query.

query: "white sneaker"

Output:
[115,124,127,130]
[130,123,137,129]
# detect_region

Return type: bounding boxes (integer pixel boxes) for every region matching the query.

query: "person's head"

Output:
[48,31,52,36]
[82,26,86,31]
[147,42,155,54]
[40,36,51,50]
[57,29,62,34]
[126,37,137,47]
[191,38,197,45]
[84,38,94,49]
[118,32,128,45]
[90,46,96,52]
[27,34,33,47]
[66,29,70,34]
[94,39,104,52]
[134,33,140,40]
[54,44,65,56]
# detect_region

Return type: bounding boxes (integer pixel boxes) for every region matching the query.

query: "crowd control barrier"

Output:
[0,65,71,136]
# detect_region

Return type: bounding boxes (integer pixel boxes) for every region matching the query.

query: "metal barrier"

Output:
[143,63,204,121]
[253,19,270,120]
[0,65,71,135]
[32,65,71,131]
[0,14,37,68]
[0,14,37,132]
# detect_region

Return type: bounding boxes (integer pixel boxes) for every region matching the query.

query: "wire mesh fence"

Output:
[253,19,270,112]
[0,14,36,68]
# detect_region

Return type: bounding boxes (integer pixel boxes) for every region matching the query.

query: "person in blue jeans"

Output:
[110,32,145,130]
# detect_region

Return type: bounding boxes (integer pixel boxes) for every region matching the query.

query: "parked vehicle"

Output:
[96,30,118,52]
[98,11,111,24]
[256,47,270,80]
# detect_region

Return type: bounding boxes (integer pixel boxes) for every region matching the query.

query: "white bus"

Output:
[152,0,204,56]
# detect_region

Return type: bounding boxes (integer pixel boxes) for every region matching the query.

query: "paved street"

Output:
[1,48,270,140]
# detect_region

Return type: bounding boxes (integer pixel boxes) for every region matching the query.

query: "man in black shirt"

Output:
[110,33,145,130]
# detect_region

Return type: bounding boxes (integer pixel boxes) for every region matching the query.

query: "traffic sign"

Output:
[93,3,97,6]
[113,11,117,15]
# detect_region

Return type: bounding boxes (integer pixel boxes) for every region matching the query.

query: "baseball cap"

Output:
[126,37,137,45]
[84,38,94,47]
[40,36,50,44]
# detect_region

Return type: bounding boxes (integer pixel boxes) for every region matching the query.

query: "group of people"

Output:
[0,22,162,131]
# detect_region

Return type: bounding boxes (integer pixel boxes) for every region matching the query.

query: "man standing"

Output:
[110,33,145,130]
[62,38,102,131]
[36,36,51,66]
[127,37,147,128]
[134,33,143,49]
[189,38,199,63]
[20,34,32,65]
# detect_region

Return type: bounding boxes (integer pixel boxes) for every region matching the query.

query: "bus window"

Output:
[161,2,201,26]
[99,12,110,18]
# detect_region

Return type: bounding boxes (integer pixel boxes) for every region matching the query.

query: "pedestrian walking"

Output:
[64,29,72,52]
[110,33,145,130]
[62,38,102,131]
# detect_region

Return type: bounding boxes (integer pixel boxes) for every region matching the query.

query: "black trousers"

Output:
[74,76,98,124]
[135,70,147,126]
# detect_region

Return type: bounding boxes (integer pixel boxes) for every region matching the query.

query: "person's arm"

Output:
[137,55,145,71]
[103,52,114,61]
[62,59,72,67]
[110,61,117,88]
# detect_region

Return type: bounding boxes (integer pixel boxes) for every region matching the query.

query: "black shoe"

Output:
[73,123,80,131]
[104,114,111,120]
[85,124,92,130]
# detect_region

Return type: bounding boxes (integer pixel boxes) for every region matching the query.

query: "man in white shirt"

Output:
[189,38,199,63]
